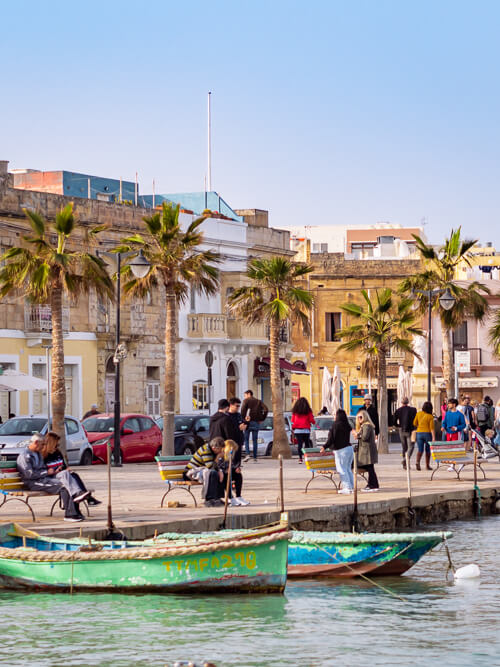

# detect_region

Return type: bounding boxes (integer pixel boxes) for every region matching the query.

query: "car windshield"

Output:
[315,417,334,431]
[0,418,47,436]
[82,417,114,433]
[174,416,195,432]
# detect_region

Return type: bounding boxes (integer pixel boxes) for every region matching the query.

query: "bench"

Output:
[156,455,202,507]
[429,441,487,481]
[0,461,91,522]
[303,448,338,492]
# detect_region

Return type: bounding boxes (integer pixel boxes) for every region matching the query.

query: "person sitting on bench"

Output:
[17,434,88,522]
[42,431,101,506]
[184,437,225,508]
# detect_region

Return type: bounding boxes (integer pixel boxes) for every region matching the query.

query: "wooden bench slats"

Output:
[429,441,486,481]
[303,447,338,492]
[155,456,200,508]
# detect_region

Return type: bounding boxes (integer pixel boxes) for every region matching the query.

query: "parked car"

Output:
[0,415,93,466]
[311,415,357,448]
[82,413,162,464]
[155,414,210,455]
[257,413,295,457]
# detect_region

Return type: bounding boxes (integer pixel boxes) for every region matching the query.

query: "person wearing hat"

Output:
[82,404,100,421]
[362,395,380,436]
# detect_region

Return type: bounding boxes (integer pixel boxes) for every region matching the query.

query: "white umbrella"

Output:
[397,365,406,406]
[0,370,46,392]
[321,366,332,414]
[405,369,413,405]
[331,365,341,415]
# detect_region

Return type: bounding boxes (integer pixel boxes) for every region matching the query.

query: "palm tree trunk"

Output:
[162,289,176,456]
[377,349,389,454]
[50,282,67,457]
[442,326,455,398]
[269,320,291,459]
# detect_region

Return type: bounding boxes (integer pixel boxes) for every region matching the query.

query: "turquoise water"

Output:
[1,517,499,666]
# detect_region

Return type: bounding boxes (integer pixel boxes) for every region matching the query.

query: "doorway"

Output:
[226,361,239,400]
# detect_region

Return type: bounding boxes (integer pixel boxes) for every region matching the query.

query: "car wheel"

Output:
[182,443,196,456]
[79,449,93,466]
[266,442,273,457]
[110,449,123,466]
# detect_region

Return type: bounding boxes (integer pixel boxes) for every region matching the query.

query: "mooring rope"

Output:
[0,531,291,563]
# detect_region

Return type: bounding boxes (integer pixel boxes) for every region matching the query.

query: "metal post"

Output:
[46,345,51,429]
[113,253,122,467]
[427,291,432,403]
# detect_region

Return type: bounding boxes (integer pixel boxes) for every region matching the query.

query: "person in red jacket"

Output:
[291,397,316,463]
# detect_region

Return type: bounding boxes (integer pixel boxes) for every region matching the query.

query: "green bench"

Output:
[0,461,91,522]
[155,455,202,507]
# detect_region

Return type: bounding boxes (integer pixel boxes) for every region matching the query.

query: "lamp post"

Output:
[414,287,456,403]
[99,249,151,467]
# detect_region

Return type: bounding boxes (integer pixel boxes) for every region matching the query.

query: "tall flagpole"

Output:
[207,91,212,191]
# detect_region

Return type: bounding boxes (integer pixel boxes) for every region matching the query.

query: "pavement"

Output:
[3,446,499,538]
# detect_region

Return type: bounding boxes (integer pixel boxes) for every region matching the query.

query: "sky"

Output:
[2,0,500,245]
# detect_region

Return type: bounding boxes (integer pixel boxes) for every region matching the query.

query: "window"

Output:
[195,417,210,432]
[65,418,79,435]
[139,417,155,431]
[312,243,328,253]
[146,366,160,380]
[123,417,141,432]
[452,322,468,350]
[190,288,196,313]
[192,380,209,410]
[325,312,342,342]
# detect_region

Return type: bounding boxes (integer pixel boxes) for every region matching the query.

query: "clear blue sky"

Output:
[2,0,499,244]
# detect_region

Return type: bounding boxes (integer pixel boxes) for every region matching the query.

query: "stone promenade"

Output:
[3,446,499,538]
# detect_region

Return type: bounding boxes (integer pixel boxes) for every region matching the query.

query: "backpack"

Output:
[256,401,269,422]
[476,403,489,423]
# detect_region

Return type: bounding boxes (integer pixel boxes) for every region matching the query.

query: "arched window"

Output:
[226,361,239,399]
[192,379,208,411]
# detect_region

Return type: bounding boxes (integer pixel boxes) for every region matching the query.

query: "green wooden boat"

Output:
[0,522,289,593]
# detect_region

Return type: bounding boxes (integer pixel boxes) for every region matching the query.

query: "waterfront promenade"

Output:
[3,446,499,537]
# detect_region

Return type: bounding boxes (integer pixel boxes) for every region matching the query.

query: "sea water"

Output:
[1,516,499,666]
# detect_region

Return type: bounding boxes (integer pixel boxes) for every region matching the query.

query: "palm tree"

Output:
[115,202,221,456]
[0,203,113,456]
[338,289,423,454]
[400,229,490,397]
[488,310,500,359]
[229,257,313,458]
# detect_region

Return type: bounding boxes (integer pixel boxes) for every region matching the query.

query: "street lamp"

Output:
[414,287,456,403]
[98,249,151,467]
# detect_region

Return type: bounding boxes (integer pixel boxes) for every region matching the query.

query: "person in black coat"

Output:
[227,397,246,468]
[209,399,237,444]
[363,396,379,436]
[393,397,417,468]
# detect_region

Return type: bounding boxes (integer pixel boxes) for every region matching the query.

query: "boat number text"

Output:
[162,550,257,573]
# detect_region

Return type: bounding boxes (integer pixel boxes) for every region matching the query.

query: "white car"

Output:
[256,413,296,457]
[0,415,93,466]
[311,415,358,448]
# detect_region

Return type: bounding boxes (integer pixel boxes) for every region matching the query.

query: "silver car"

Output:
[311,415,358,448]
[0,415,93,466]
[256,412,296,457]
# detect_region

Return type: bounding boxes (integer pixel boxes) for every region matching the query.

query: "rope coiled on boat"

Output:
[0,531,291,562]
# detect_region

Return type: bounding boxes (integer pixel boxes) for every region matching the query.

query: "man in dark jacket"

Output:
[209,399,234,442]
[363,396,379,436]
[227,397,246,467]
[393,397,417,469]
[240,389,268,462]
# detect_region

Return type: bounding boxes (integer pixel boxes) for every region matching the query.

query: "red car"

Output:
[82,413,162,464]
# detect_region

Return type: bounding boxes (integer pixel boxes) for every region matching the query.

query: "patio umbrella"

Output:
[0,370,46,392]
[321,366,332,414]
[331,365,341,415]
[397,365,406,407]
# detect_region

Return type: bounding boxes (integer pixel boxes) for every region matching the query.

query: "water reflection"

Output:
[0,518,499,666]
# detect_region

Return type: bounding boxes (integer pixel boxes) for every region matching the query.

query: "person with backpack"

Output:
[476,396,493,436]
[240,389,268,463]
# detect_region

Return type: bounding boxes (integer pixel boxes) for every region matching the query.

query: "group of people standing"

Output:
[16,432,100,522]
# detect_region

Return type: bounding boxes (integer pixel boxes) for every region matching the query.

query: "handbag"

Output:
[410,430,417,443]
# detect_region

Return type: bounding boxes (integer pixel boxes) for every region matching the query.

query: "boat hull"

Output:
[0,525,288,593]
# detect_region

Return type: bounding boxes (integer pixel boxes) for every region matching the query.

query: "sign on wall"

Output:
[455,350,471,373]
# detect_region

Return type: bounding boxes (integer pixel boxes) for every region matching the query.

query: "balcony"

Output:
[24,304,70,333]
[386,346,406,362]
[442,347,482,366]
[227,320,269,341]
[186,313,228,339]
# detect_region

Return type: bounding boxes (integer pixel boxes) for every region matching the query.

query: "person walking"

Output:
[291,397,315,464]
[82,404,100,421]
[240,390,268,463]
[413,401,436,471]
[476,396,493,436]
[355,410,379,491]
[393,397,417,469]
[362,395,379,437]
[321,408,354,493]
[458,395,477,451]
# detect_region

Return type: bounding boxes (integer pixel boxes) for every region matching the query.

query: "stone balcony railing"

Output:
[227,319,269,341]
[186,313,228,339]
[24,304,70,333]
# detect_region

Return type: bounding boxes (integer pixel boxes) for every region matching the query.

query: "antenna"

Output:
[207,91,212,191]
